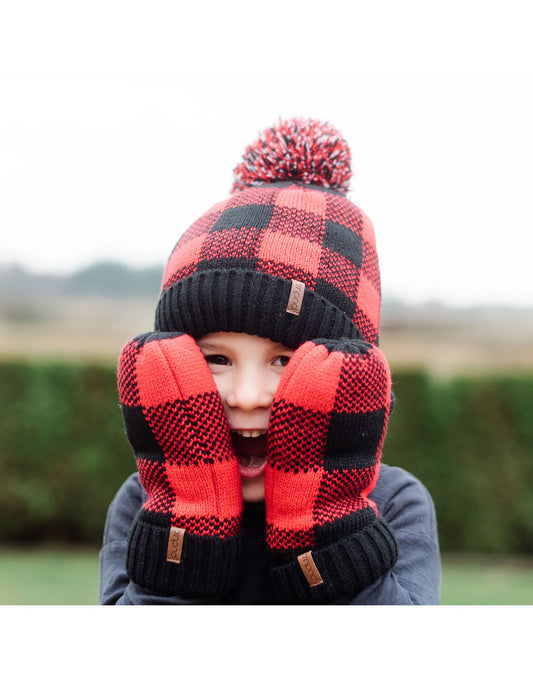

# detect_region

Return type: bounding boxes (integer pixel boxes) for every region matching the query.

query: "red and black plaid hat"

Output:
[155,118,382,347]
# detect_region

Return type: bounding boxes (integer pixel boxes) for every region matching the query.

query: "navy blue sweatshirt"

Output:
[99,463,440,604]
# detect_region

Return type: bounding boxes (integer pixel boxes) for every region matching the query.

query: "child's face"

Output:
[196,332,294,502]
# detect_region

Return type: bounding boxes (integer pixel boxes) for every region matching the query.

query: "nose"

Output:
[225,366,274,412]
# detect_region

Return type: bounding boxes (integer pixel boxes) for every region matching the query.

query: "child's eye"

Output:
[204,354,231,366]
[272,355,292,368]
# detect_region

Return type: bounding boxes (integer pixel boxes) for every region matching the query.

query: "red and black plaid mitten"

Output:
[118,332,243,597]
[265,338,398,603]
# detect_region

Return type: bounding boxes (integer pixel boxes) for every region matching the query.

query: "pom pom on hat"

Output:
[232,118,352,194]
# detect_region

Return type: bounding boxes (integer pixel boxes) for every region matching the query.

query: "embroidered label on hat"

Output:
[286,280,305,316]
[166,526,185,564]
[297,551,324,587]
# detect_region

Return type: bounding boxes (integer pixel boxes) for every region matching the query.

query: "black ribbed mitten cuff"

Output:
[126,516,243,598]
[271,517,398,604]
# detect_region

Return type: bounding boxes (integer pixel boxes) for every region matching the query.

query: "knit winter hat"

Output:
[155,118,382,347]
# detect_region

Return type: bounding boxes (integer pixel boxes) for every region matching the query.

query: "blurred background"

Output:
[1,1,532,605]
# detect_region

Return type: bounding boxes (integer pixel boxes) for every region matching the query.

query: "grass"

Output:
[1,548,533,605]
[0,547,100,605]
[440,554,533,605]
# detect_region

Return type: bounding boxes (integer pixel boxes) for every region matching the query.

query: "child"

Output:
[99,118,440,604]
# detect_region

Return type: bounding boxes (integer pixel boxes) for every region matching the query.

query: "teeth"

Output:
[233,429,267,438]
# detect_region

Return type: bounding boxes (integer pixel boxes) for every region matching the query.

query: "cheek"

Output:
[270,372,283,395]
[209,372,229,403]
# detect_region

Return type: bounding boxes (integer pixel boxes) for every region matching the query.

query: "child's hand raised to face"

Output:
[265,338,398,603]
[117,331,243,597]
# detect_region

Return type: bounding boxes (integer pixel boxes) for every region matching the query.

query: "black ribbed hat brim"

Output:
[155,269,362,348]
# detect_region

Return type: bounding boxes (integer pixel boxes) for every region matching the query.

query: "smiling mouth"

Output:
[232,429,267,438]
[231,430,268,478]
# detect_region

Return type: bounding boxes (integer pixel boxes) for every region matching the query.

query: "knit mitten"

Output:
[118,332,243,597]
[265,338,398,603]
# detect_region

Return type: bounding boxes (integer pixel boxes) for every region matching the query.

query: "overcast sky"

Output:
[1,2,532,308]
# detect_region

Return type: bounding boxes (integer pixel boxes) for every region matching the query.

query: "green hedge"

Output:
[0,362,135,544]
[1,361,532,553]
[385,371,533,554]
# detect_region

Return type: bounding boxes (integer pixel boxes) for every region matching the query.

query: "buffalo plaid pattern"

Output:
[265,338,391,558]
[118,331,242,538]
[155,181,381,346]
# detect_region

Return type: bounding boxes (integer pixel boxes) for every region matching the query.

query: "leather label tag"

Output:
[297,550,324,587]
[286,280,305,316]
[166,526,185,564]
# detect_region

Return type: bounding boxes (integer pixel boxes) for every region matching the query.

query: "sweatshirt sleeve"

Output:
[346,465,441,605]
[98,474,216,605]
